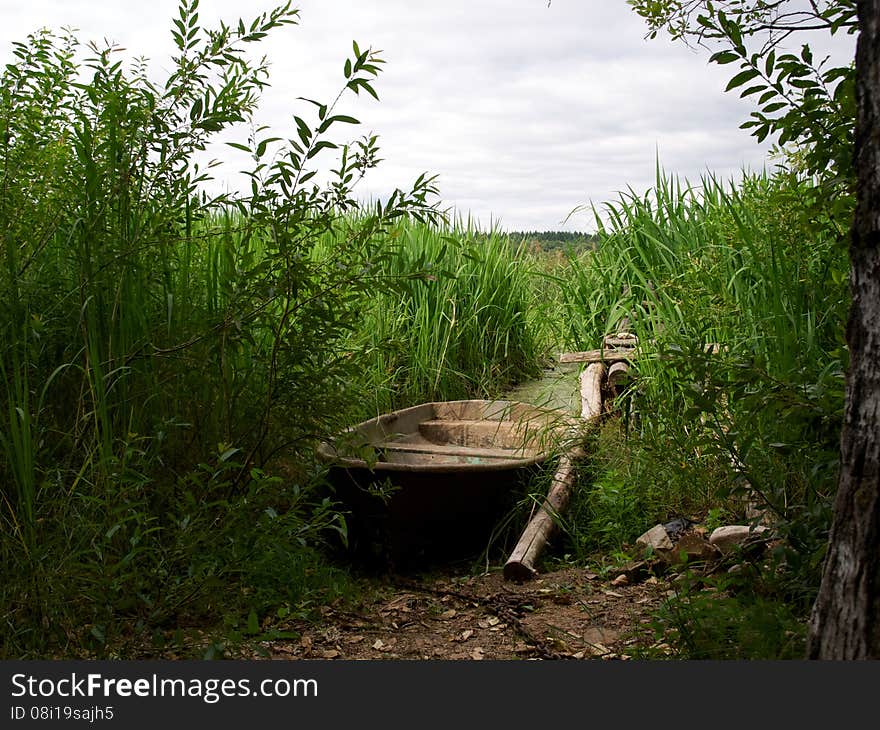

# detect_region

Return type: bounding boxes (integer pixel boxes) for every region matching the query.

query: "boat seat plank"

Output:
[378,442,539,460]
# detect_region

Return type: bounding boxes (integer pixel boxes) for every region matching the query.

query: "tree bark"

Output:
[808,0,880,659]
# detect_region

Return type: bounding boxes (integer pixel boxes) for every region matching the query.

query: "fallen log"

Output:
[502,454,579,582]
[504,362,606,581]
[579,361,605,421]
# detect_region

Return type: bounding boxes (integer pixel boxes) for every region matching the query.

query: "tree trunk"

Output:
[808,0,880,659]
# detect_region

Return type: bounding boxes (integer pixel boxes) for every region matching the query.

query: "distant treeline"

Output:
[506,230,598,252]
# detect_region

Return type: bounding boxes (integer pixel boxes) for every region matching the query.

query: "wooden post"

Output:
[504,362,606,581]
[608,361,630,391]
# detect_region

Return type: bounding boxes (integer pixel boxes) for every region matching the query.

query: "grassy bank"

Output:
[551,169,850,657]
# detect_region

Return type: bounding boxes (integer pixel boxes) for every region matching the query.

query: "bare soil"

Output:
[258,566,672,661]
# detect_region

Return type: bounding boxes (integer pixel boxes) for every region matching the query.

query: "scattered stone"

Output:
[583,627,620,646]
[665,531,721,563]
[662,516,696,540]
[636,524,673,552]
[709,525,770,554]
[618,559,651,583]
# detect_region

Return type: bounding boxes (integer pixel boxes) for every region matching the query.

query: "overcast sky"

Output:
[0,1,858,233]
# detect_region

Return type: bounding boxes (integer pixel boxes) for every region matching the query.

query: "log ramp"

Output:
[503,333,638,582]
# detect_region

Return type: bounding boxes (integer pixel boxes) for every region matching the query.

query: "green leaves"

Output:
[710,50,740,65]
[628,1,857,185]
[317,114,359,134]
[725,68,760,91]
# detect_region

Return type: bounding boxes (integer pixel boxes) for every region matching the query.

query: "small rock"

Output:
[619,559,651,582]
[583,627,620,646]
[662,516,696,540]
[709,525,770,554]
[636,524,673,552]
[667,531,721,563]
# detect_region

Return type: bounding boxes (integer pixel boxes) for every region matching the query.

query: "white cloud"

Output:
[0,0,856,232]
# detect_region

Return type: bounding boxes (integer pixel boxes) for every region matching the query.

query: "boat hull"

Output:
[317,400,574,566]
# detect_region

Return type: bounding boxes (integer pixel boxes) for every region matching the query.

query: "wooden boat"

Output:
[317,399,577,565]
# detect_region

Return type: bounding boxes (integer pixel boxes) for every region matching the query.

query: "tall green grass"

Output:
[318,217,544,416]
[0,10,548,657]
[557,168,849,594]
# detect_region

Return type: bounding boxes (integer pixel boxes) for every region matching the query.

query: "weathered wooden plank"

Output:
[558,348,636,364]
[561,342,726,364]
[378,442,539,460]
[603,333,639,349]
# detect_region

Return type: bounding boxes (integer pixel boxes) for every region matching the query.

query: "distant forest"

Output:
[506,230,598,252]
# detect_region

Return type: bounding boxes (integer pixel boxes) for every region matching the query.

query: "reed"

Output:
[558,167,849,568]
[312,215,545,417]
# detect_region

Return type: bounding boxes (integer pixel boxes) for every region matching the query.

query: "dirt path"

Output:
[261,566,671,660]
